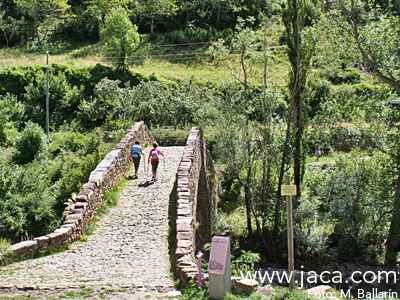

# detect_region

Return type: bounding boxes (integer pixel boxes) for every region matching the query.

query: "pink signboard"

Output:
[208,236,230,275]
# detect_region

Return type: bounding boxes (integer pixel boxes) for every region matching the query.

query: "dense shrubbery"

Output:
[0,65,221,241]
[14,121,47,164]
[0,126,120,241]
[0,64,155,101]
[297,151,394,261]
[326,67,361,85]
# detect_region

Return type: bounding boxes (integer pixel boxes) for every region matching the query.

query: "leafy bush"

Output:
[326,67,361,85]
[23,71,86,129]
[231,250,261,276]
[0,237,13,265]
[80,79,218,130]
[296,152,394,261]
[14,121,47,164]
[0,94,25,147]
[0,199,25,239]
[151,127,189,146]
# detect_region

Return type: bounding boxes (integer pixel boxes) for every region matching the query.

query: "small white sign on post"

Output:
[208,236,231,299]
[281,184,297,196]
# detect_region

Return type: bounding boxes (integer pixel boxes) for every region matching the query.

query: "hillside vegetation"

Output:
[1,0,400,268]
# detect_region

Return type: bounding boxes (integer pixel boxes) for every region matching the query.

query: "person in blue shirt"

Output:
[130,140,144,179]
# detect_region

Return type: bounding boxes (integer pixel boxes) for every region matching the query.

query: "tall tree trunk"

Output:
[274,105,293,242]
[290,0,303,206]
[385,165,400,264]
[245,172,253,239]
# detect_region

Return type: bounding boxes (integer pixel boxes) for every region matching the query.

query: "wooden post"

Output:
[286,175,295,289]
[46,50,49,135]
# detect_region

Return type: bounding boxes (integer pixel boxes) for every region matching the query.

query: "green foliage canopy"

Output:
[14,121,47,164]
[14,0,70,47]
[100,8,140,70]
[318,0,400,94]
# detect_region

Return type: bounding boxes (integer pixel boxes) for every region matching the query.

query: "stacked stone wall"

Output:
[175,127,216,285]
[10,121,154,257]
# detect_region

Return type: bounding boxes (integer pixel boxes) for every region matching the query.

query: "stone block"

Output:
[70,208,85,214]
[177,198,190,204]
[55,227,72,236]
[177,209,191,216]
[178,191,191,198]
[47,232,66,246]
[177,203,190,210]
[231,277,259,294]
[177,232,192,240]
[176,217,192,224]
[177,240,192,248]
[255,285,276,296]
[182,267,198,274]
[82,182,96,190]
[177,223,191,232]
[10,240,37,256]
[75,193,88,202]
[178,178,189,185]
[177,255,195,265]
[66,213,83,222]
[177,186,190,193]
[63,218,79,226]
[113,142,128,150]
[177,170,190,177]
[34,236,50,248]
[61,223,76,232]
[89,170,106,186]
[176,247,191,256]
[74,202,88,210]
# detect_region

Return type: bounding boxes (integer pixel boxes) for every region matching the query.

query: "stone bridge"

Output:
[1,121,217,297]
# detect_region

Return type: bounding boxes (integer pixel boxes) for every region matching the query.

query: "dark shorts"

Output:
[151,161,159,173]
[132,156,141,173]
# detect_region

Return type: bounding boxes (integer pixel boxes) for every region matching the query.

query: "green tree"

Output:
[319,0,400,94]
[14,0,70,47]
[100,7,140,70]
[0,11,22,48]
[14,121,47,164]
[133,0,177,33]
[210,19,286,255]
[318,0,400,264]
[87,0,126,23]
[280,0,315,206]
[23,71,85,130]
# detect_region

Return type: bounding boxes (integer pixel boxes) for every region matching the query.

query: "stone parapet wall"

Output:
[10,121,154,258]
[175,127,216,286]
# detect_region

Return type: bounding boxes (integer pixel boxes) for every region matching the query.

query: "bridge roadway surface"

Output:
[0,146,185,299]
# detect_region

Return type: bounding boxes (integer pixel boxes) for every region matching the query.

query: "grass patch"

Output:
[36,243,71,258]
[105,289,116,294]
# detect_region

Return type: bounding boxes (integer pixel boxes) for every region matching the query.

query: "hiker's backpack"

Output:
[151,149,159,160]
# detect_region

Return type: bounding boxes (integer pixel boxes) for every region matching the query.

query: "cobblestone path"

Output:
[0,146,184,299]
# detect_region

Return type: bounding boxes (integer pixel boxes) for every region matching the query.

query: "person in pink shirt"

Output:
[148,142,164,182]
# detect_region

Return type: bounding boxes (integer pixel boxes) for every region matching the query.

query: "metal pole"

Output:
[196,251,204,287]
[286,175,295,289]
[46,50,50,135]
